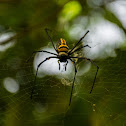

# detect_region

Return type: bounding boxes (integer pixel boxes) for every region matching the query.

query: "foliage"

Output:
[0,0,126,126]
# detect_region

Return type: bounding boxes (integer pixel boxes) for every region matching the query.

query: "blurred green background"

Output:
[0,0,126,126]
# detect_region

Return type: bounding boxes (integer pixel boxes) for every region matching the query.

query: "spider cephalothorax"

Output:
[27,28,99,106]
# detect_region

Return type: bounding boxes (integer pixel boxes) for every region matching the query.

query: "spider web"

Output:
[0,47,126,126]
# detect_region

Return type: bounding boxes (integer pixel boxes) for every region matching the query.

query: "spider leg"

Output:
[69,56,99,93]
[31,56,58,99]
[45,28,58,53]
[58,60,60,70]
[27,50,57,63]
[69,45,91,55]
[65,60,68,71]
[68,30,89,55]
[69,59,77,106]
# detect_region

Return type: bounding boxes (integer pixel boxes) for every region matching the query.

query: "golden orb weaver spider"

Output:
[27,28,99,106]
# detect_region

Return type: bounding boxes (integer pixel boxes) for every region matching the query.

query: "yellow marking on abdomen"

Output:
[58,47,68,52]
[57,38,69,52]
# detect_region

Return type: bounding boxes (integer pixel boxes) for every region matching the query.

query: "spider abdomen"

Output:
[56,38,69,53]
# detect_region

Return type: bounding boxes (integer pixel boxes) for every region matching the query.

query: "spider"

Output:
[27,28,99,106]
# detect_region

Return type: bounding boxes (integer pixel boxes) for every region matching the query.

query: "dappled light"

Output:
[3,77,19,93]
[0,31,15,51]
[33,47,73,77]
[60,1,82,21]
[107,1,126,29]
[66,16,125,59]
